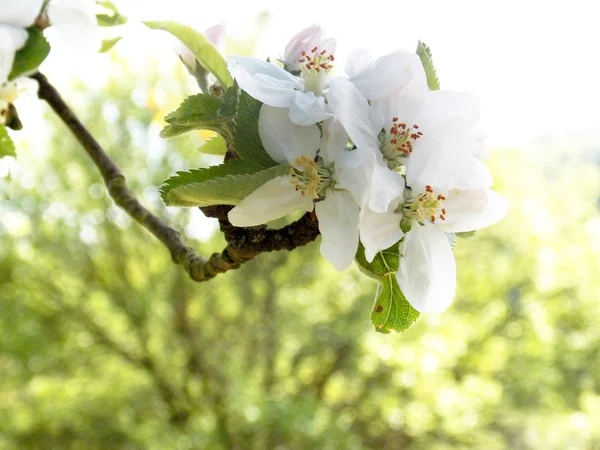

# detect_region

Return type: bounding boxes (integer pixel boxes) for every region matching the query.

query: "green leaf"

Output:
[456,231,477,239]
[355,241,401,280]
[198,135,227,155]
[416,41,440,91]
[9,28,51,80]
[0,125,16,159]
[144,21,233,88]
[99,37,122,53]
[234,91,278,168]
[162,83,238,139]
[160,160,289,207]
[96,1,127,26]
[371,274,420,334]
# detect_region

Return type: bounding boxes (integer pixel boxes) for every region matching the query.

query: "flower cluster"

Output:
[0,0,99,121]
[227,25,508,313]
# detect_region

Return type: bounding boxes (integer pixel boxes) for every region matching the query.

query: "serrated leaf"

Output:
[234,91,277,168]
[371,274,420,334]
[100,37,122,53]
[164,93,223,125]
[416,41,440,91]
[144,21,232,88]
[161,93,232,139]
[161,160,289,207]
[355,241,401,279]
[219,81,239,117]
[9,28,51,80]
[198,135,227,155]
[0,125,16,159]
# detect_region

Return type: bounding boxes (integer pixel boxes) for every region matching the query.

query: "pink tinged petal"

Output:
[227,176,314,227]
[0,0,43,27]
[435,189,508,233]
[315,190,359,271]
[453,157,493,190]
[350,50,426,101]
[203,24,225,50]
[0,25,28,82]
[368,162,405,213]
[282,24,322,66]
[327,77,383,151]
[345,48,373,79]
[228,56,302,107]
[48,0,101,52]
[321,37,336,55]
[359,207,403,263]
[398,224,456,313]
[258,105,321,165]
[288,90,332,126]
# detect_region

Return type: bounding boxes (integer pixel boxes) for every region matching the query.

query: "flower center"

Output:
[298,46,334,96]
[380,118,423,169]
[402,185,447,224]
[289,154,334,199]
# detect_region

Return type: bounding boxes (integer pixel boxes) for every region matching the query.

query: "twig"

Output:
[31,71,320,282]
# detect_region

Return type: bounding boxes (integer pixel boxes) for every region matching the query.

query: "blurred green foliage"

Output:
[1,53,600,450]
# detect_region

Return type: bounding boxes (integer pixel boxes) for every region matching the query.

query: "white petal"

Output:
[334,146,376,207]
[315,190,359,271]
[435,189,508,233]
[228,56,301,107]
[258,105,321,164]
[405,91,480,191]
[48,0,101,52]
[367,162,406,213]
[228,176,314,227]
[453,157,493,190]
[0,25,28,82]
[288,90,332,126]
[319,118,348,166]
[359,207,403,262]
[345,48,373,79]
[350,50,426,101]
[327,77,383,151]
[398,224,456,313]
[0,0,43,27]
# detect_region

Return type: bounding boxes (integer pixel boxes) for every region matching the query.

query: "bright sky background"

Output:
[105,0,600,148]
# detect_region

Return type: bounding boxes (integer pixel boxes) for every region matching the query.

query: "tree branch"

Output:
[31,72,320,282]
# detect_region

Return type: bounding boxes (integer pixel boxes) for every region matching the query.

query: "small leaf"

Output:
[355,241,401,279]
[198,135,227,155]
[371,274,420,334]
[9,28,51,80]
[456,231,476,239]
[416,41,440,91]
[144,21,233,88]
[234,91,277,168]
[219,80,239,117]
[161,94,228,139]
[164,93,224,125]
[161,160,288,207]
[96,2,127,26]
[100,37,122,53]
[0,125,16,159]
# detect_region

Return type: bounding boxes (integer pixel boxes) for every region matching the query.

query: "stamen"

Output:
[402,186,447,225]
[288,155,334,199]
